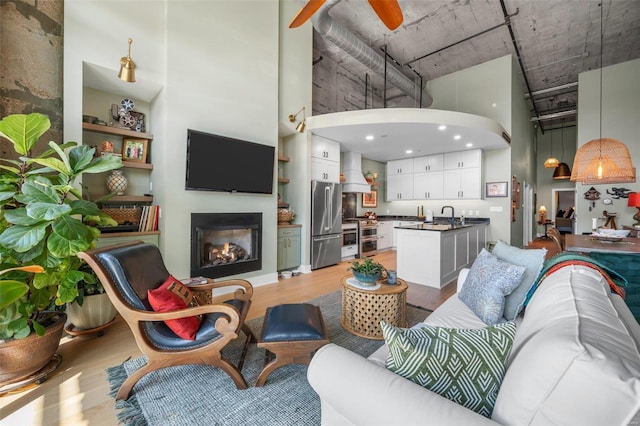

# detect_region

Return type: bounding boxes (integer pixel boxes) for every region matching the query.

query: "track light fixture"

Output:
[118,38,136,83]
[289,107,306,133]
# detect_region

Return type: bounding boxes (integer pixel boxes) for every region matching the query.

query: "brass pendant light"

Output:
[570,3,635,184]
[118,38,136,83]
[553,120,572,179]
[544,127,559,168]
[289,107,306,133]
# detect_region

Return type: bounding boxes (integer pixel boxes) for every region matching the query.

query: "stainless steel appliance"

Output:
[341,222,358,259]
[311,181,342,269]
[359,220,379,256]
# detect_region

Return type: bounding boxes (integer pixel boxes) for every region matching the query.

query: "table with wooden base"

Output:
[340,275,408,340]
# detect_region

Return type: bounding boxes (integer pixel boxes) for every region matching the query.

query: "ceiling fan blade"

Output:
[368,0,403,30]
[289,0,327,28]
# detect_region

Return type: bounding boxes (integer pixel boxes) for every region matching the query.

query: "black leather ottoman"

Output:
[255,303,329,387]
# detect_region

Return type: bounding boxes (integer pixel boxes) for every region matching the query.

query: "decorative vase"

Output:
[0,312,66,384]
[106,170,127,195]
[352,271,381,286]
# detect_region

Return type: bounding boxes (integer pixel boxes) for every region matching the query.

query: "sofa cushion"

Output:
[459,249,526,325]
[492,240,546,321]
[382,321,516,418]
[492,265,640,425]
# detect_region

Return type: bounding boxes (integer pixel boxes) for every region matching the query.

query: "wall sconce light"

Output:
[118,38,136,83]
[289,107,306,133]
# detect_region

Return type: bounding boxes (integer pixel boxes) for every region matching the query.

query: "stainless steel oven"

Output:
[359,221,378,256]
[341,222,359,258]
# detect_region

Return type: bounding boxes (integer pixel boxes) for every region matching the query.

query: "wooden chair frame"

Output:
[78,241,254,400]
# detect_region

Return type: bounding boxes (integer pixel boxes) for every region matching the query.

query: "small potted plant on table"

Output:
[349,257,386,286]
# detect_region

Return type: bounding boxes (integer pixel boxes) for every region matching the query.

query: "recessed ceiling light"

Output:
[492,103,497,108]
[466,143,473,147]
[454,135,461,140]
[365,135,374,141]
[438,125,446,131]
[405,149,413,154]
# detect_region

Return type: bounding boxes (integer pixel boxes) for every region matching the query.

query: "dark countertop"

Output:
[349,215,490,224]
[395,222,489,232]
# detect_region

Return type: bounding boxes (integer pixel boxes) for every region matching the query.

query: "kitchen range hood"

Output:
[342,152,371,193]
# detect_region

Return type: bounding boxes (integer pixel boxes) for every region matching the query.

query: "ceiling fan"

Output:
[289,0,403,30]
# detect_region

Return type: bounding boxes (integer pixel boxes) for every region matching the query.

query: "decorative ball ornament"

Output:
[106,170,128,195]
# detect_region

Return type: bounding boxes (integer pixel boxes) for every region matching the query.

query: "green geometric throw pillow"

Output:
[381,321,517,417]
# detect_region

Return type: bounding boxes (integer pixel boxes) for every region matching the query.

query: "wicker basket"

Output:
[101,207,142,225]
[278,209,294,224]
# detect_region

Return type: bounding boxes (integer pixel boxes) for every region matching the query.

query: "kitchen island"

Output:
[396,221,489,288]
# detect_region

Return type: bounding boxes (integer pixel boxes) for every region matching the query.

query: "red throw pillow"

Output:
[148,275,202,340]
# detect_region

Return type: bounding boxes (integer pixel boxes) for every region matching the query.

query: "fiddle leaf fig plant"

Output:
[0,112,122,339]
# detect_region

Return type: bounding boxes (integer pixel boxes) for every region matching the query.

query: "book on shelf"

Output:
[138,205,160,232]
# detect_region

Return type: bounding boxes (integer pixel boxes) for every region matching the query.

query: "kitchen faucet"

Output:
[441,205,455,227]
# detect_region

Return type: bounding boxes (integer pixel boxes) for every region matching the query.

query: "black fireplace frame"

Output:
[190,212,262,279]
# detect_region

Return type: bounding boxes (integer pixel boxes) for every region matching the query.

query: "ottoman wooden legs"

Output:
[255,303,329,387]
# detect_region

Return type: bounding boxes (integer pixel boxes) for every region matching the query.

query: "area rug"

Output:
[106,290,431,425]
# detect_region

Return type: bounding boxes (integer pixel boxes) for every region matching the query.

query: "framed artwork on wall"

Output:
[485,181,508,197]
[362,190,378,208]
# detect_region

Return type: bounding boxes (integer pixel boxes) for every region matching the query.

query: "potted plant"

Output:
[349,257,386,286]
[0,112,121,382]
[65,266,117,331]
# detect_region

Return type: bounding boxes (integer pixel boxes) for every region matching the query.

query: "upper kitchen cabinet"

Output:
[413,154,444,172]
[311,135,340,183]
[312,135,340,163]
[387,174,414,201]
[444,149,481,170]
[387,158,414,175]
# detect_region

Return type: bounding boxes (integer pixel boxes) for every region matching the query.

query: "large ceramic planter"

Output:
[0,311,66,384]
[66,293,117,330]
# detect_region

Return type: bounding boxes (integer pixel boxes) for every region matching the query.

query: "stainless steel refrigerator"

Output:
[311,181,342,270]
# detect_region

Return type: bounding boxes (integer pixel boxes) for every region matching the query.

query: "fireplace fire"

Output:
[191,213,262,279]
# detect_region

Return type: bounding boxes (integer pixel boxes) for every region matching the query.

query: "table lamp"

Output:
[628,192,640,226]
[538,206,547,223]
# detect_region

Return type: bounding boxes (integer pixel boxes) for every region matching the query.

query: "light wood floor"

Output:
[1,250,455,425]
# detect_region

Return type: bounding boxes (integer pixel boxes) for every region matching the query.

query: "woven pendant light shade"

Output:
[570,138,635,184]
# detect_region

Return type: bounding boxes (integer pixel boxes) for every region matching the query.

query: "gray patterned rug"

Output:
[106,290,431,425]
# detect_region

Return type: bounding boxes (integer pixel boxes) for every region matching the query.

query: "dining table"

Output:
[565,233,640,255]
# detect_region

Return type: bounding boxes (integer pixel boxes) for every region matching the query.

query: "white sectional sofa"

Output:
[308,264,640,425]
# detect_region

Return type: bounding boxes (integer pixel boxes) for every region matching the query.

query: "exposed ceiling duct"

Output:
[310,0,433,108]
[342,151,371,193]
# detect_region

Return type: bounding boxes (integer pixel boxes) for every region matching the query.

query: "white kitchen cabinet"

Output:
[386,174,414,201]
[311,135,340,162]
[413,171,444,200]
[377,221,394,251]
[443,167,481,199]
[413,154,444,172]
[444,149,481,170]
[392,221,423,249]
[386,158,414,176]
[311,157,340,183]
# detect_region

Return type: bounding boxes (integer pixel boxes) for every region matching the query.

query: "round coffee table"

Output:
[340,275,408,340]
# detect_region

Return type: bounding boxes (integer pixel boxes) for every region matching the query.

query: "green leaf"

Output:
[32,320,45,336]
[47,141,72,173]
[0,190,16,202]
[21,175,60,204]
[0,280,29,309]
[37,141,77,159]
[26,202,72,221]
[68,145,95,173]
[69,199,101,216]
[4,208,42,225]
[0,222,49,252]
[81,154,123,174]
[11,239,45,262]
[48,216,94,257]
[10,318,31,339]
[0,164,20,174]
[0,113,50,156]
[28,157,70,176]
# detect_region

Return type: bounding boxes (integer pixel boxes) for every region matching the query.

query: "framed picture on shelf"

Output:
[362,190,378,208]
[485,181,508,197]
[122,138,148,163]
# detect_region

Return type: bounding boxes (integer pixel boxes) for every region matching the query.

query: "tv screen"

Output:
[186,129,275,194]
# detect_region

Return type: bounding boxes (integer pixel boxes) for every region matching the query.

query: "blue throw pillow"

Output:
[492,240,546,320]
[459,249,526,325]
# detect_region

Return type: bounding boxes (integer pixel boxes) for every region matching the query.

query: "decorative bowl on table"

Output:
[352,271,382,286]
[596,228,630,238]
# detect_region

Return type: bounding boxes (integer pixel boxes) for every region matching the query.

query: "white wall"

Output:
[65,1,310,285]
[574,58,640,233]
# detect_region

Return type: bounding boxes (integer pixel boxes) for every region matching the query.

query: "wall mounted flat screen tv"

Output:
[186,129,275,194]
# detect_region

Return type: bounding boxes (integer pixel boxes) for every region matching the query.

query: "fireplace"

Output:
[191,213,262,279]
